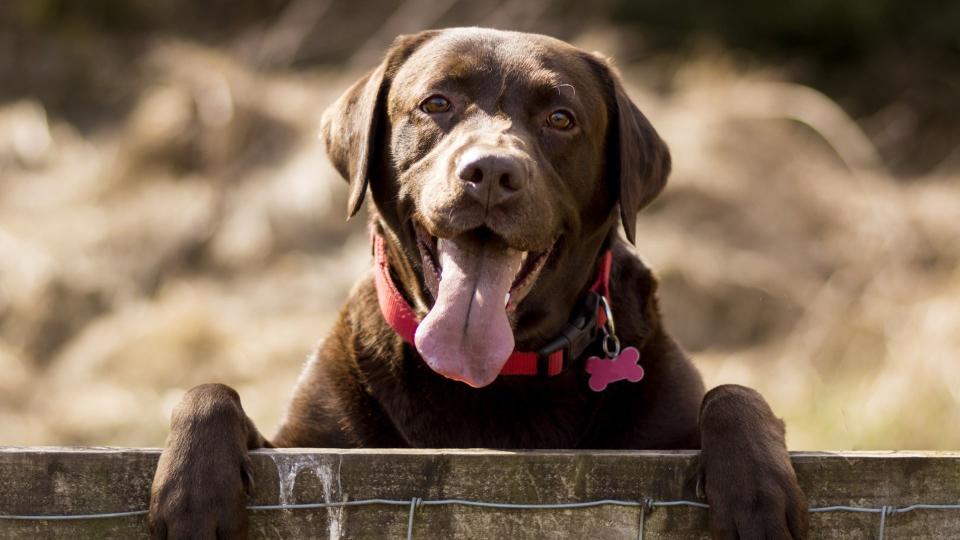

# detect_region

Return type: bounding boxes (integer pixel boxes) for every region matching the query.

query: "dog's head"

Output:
[322,28,670,387]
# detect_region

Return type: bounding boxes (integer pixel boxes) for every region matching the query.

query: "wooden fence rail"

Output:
[1,448,958,539]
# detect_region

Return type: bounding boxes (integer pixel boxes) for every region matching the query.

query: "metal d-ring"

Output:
[602,333,621,359]
[598,295,620,358]
[598,295,616,335]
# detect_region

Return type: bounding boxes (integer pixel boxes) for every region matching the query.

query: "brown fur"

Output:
[149,28,807,539]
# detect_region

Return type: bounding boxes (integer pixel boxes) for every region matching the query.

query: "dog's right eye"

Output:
[420,95,452,114]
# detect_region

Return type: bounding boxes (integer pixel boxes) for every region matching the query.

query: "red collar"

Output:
[372,234,613,378]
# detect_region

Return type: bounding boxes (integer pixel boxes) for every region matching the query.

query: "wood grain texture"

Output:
[1,448,958,539]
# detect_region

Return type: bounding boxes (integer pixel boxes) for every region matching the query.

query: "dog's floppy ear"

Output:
[321,30,441,218]
[586,54,671,244]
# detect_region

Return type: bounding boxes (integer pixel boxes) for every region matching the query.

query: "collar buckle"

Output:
[536,292,602,377]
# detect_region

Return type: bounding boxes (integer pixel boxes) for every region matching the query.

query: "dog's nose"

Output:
[456,149,526,207]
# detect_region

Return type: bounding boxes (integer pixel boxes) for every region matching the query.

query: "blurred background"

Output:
[1,0,958,450]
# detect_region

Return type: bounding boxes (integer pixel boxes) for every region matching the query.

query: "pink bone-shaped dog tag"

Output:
[585,346,644,392]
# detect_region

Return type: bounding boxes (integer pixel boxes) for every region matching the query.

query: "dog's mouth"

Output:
[413,222,554,388]
[415,224,552,312]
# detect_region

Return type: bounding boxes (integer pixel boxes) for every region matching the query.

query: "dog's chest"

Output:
[387,372,613,449]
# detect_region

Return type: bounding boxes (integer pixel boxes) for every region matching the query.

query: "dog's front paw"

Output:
[699,451,808,539]
[149,451,252,539]
[149,384,257,540]
[699,384,809,539]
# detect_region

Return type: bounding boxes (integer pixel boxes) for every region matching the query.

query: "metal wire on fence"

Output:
[3,497,960,539]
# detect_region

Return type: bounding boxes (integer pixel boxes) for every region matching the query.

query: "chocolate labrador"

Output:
[149,27,808,538]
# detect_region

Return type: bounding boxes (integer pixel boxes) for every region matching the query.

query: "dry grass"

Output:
[1,37,957,449]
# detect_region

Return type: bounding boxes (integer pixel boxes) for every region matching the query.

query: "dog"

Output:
[149,27,808,538]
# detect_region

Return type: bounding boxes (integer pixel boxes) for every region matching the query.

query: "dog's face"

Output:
[322,28,669,387]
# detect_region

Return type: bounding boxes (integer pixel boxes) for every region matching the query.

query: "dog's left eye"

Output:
[420,95,451,114]
[546,110,575,130]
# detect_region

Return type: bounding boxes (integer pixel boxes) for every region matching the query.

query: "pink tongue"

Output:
[414,237,521,387]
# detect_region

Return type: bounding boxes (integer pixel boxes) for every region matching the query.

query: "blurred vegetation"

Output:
[0,0,957,449]
[10,0,960,52]
[4,0,958,172]
[615,0,960,59]
[614,0,960,174]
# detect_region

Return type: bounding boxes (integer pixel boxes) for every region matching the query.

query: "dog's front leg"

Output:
[149,383,268,539]
[698,384,809,539]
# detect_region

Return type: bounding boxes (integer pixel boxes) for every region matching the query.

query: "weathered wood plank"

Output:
[1,448,958,539]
